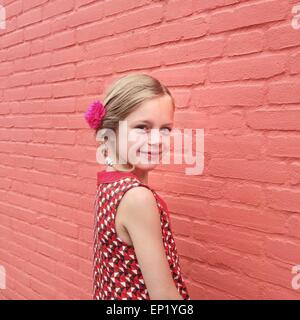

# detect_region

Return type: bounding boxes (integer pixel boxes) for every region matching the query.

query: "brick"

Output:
[24,21,51,41]
[43,0,74,19]
[18,7,42,28]
[114,49,161,72]
[211,0,289,34]
[4,87,26,101]
[5,0,22,18]
[174,112,209,130]
[48,188,81,209]
[0,30,23,48]
[36,216,79,238]
[76,19,114,43]
[45,97,76,113]
[30,278,57,299]
[289,51,300,74]
[151,65,206,86]
[19,100,46,114]
[266,23,300,50]
[113,5,163,34]
[246,110,300,131]
[165,0,194,21]
[206,134,263,159]
[209,159,289,184]
[45,65,76,83]
[47,130,75,145]
[51,46,85,66]
[29,250,56,273]
[261,283,300,300]
[163,37,225,65]
[163,195,209,220]
[193,0,225,12]
[50,14,68,33]
[268,81,300,104]
[7,42,30,60]
[45,30,75,51]
[52,80,86,98]
[209,204,287,234]
[290,162,300,186]
[191,84,264,107]
[225,30,263,56]
[67,1,104,27]
[150,16,208,45]
[60,160,79,176]
[171,218,192,237]
[287,215,300,240]
[33,158,60,174]
[26,84,52,99]
[209,54,286,82]
[10,128,33,142]
[223,182,263,206]
[23,0,48,12]
[76,0,97,8]
[238,256,296,290]
[0,62,13,76]
[8,72,32,87]
[266,134,300,158]
[192,221,264,255]
[89,34,147,59]
[265,237,300,265]
[163,174,224,199]
[191,263,261,299]
[265,186,300,213]
[24,53,51,71]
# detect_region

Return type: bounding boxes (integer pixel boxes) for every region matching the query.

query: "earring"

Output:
[102,143,114,167]
[105,156,114,167]
[100,139,135,172]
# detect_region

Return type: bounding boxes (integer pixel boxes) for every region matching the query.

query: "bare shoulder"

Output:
[122,186,157,208]
[117,186,159,225]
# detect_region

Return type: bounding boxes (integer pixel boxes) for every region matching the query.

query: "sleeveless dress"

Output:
[93,170,190,300]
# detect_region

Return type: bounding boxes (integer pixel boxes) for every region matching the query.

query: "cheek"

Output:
[128,132,148,149]
[118,135,147,158]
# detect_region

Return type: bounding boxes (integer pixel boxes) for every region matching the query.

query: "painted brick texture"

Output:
[0,0,300,300]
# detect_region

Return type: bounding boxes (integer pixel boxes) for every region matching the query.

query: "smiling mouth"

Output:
[139,151,162,156]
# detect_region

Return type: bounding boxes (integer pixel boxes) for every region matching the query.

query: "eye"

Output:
[135,125,147,129]
[160,127,172,134]
[134,125,148,133]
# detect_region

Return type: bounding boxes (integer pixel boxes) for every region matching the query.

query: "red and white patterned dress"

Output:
[93,170,190,300]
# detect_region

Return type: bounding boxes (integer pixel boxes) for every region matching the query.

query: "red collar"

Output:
[96,170,168,212]
[97,170,138,185]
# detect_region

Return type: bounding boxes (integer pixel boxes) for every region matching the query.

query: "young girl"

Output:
[85,73,190,300]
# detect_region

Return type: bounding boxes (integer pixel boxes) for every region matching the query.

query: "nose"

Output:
[148,128,161,145]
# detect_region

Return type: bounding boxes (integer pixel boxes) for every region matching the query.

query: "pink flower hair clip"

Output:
[84,100,106,130]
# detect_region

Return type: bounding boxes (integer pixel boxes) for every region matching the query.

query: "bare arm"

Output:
[117,186,183,300]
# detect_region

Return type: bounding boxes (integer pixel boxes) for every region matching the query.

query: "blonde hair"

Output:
[96,73,174,171]
[97,73,174,133]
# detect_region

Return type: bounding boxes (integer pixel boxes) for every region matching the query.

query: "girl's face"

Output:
[116,94,174,171]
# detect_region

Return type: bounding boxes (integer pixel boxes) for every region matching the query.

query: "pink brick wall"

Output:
[1,0,300,299]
